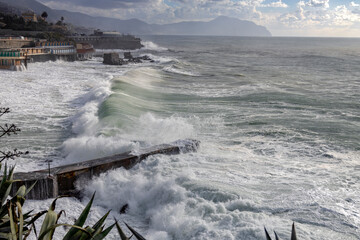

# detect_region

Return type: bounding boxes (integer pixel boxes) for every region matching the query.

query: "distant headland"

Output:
[0,0,272,37]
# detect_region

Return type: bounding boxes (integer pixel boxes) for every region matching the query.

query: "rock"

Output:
[124,52,133,59]
[120,203,129,214]
[103,52,154,65]
[141,55,151,61]
[103,52,125,65]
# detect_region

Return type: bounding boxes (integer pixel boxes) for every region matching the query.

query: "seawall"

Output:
[30,54,76,63]
[71,36,142,50]
[11,139,199,200]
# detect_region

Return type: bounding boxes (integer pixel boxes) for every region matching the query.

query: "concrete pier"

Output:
[12,139,199,200]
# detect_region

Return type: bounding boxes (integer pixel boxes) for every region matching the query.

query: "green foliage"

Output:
[0,13,48,31]
[115,221,147,240]
[0,164,119,240]
[34,32,67,42]
[0,164,44,240]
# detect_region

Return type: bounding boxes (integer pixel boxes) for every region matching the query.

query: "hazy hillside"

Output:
[0,0,271,36]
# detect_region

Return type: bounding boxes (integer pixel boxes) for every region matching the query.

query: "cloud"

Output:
[260,0,288,8]
[306,0,329,9]
[350,1,360,7]
[277,1,360,33]
[39,0,360,36]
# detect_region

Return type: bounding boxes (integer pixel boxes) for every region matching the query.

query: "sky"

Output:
[38,0,360,37]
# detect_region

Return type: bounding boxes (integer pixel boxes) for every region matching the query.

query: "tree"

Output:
[0,107,28,162]
[41,11,48,19]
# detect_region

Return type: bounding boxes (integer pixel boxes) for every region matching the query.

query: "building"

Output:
[36,41,77,61]
[76,43,95,60]
[70,30,143,50]
[0,49,27,71]
[0,36,35,48]
[22,12,38,23]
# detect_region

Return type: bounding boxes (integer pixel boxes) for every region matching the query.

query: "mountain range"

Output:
[0,0,272,37]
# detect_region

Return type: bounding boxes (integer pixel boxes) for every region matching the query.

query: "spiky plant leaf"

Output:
[115,221,130,240]
[0,165,15,206]
[291,223,297,240]
[39,209,57,240]
[8,202,17,240]
[38,224,91,240]
[91,223,115,240]
[78,226,95,240]
[25,210,47,228]
[15,186,26,198]
[63,192,95,240]
[16,201,23,240]
[24,181,37,197]
[39,197,63,240]
[92,210,110,232]
[125,223,146,240]
[264,227,272,240]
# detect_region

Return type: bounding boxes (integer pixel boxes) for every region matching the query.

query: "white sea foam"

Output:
[163,65,200,76]
[142,41,168,51]
[145,53,177,64]
[126,113,196,149]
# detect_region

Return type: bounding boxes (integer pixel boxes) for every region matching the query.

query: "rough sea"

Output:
[1,36,359,239]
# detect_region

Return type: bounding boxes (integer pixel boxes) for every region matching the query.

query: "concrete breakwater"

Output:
[71,35,142,50]
[11,139,200,200]
[30,53,76,63]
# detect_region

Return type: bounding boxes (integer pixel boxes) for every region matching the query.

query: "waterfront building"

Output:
[76,43,95,60]
[71,30,142,50]
[21,12,38,23]
[0,49,27,71]
[0,36,35,48]
[36,41,76,56]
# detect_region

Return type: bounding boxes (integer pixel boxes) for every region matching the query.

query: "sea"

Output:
[0,36,359,239]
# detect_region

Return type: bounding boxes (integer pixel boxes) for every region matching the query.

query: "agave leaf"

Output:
[78,226,95,240]
[23,223,33,240]
[264,227,272,240]
[0,164,7,186]
[23,210,34,219]
[115,221,130,240]
[92,211,110,231]
[0,165,14,206]
[16,202,23,240]
[39,209,58,240]
[15,186,26,198]
[32,222,38,239]
[25,210,47,227]
[90,226,103,239]
[291,223,297,240]
[8,203,17,240]
[91,223,115,240]
[63,192,95,240]
[0,225,11,232]
[39,197,65,240]
[38,224,91,240]
[49,196,64,211]
[0,232,10,239]
[125,223,146,240]
[24,181,37,197]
